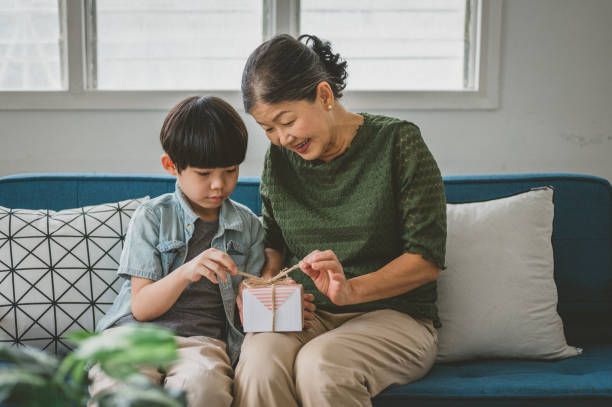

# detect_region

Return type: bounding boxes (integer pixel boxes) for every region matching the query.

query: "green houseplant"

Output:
[0,324,187,407]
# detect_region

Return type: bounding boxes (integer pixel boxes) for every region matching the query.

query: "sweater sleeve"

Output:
[260,146,286,251]
[393,122,447,269]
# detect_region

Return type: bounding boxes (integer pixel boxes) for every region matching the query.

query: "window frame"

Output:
[0,0,502,111]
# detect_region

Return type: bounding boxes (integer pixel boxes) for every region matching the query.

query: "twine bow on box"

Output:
[235,264,300,332]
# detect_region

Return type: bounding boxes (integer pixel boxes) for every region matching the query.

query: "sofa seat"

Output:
[374,344,612,407]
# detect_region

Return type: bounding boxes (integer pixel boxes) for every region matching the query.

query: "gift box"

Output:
[242,284,303,332]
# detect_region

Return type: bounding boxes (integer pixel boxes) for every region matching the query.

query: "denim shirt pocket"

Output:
[226,239,246,269]
[156,240,186,273]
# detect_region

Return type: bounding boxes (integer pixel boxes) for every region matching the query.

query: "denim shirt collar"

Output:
[173,181,244,233]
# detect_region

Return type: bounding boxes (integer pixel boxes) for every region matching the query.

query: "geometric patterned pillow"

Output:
[0,197,148,355]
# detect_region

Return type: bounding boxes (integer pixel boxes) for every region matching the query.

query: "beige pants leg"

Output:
[89,329,233,407]
[233,309,437,407]
[296,309,438,407]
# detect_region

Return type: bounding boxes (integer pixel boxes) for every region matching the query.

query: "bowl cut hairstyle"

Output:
[160,96,248,172]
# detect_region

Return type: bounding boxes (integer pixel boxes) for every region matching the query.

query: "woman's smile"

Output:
[294,138,311,153]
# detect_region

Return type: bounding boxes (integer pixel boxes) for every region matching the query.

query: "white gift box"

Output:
[242,284,303,332]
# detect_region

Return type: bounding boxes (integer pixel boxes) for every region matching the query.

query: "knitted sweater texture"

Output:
[260,113,447,326]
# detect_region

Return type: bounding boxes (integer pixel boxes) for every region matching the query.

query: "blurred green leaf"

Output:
[1,324,183,406]
[68,324,178,380]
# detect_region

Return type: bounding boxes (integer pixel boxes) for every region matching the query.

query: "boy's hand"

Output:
[181,248,238,284]
[236,281,246,326]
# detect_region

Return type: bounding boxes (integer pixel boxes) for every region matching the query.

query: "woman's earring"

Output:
[328,105,333,110]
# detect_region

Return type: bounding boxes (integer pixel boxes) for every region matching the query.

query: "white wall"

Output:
[1,0,611,181]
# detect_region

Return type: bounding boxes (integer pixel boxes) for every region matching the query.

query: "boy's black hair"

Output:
[160,96,248,172]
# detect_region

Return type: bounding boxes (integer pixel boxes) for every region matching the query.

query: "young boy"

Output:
[89,96,265,407]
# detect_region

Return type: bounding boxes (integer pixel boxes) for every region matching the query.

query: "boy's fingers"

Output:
[236,293,243,309]
[200,259,227,283]
[204,249,239,274]
[199,267,218,284]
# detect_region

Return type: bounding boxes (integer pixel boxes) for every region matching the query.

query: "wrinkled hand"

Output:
[182,248,238,284]
[299,250,354,306]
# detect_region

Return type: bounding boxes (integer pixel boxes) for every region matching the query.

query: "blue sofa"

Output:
[1,173,610,406]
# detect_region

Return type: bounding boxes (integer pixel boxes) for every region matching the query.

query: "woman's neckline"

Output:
[286,112,370,168]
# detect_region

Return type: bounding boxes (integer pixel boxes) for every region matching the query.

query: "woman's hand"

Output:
[299,250,355,306]
[302,291,316,328]
[181,248,238,284]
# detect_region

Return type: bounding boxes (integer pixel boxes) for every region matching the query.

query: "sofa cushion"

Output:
[374,344,612,407]
[0,197,148,355]
[443,174,612,345]
[436,187,581,362]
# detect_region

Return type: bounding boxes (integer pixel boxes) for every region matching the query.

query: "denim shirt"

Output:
[96,182,265,365]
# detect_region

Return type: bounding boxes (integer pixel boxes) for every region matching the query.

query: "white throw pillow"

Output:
[0,197,148,354]
[436,187,582,362]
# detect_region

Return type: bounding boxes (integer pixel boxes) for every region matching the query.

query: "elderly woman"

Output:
[233,34,447,407]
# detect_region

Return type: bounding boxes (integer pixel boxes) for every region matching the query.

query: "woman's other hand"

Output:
[299,250,355,306]
[285,278,316,328]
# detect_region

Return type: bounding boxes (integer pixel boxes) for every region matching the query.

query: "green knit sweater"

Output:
[260,113,447,326]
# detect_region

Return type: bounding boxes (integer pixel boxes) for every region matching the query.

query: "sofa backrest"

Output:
[1,173,610,345]
[0,174,261,215]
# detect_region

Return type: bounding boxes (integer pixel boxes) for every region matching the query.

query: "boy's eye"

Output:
[197,172,210,176]
[282,120,295,126]
[226,168,237,173]
[264,127,274,134]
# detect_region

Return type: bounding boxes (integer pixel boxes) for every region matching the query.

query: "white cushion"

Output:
[436,187,582,362]
[0,197,148,354]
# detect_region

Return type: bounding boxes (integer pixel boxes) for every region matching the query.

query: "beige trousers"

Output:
[233,309,438,407]
[88,329,233,407]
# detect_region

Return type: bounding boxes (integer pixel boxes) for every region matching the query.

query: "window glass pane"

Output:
[94,0,263,90]
[0,0,64,90]
[300,0,471,91]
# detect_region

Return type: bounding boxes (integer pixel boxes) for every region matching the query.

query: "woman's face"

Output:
[250,99,333,161]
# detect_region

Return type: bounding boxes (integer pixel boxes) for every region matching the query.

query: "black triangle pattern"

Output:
[0,197,148,355]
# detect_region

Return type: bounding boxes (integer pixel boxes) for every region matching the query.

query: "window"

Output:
[301,0,476,91]
[0,0,65,90]
[0,0,501,110]
[90,0,263,90]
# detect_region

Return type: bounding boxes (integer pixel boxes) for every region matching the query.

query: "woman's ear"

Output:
[316,81,335,110]
[161,154,178,176]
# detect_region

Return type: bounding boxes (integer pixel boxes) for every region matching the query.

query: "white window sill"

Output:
[0,88,498,111]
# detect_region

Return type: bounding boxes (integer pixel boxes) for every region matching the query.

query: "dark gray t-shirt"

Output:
[114,218,227,340]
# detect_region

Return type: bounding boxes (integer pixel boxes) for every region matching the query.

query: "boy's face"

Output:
[162,154,238,221]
